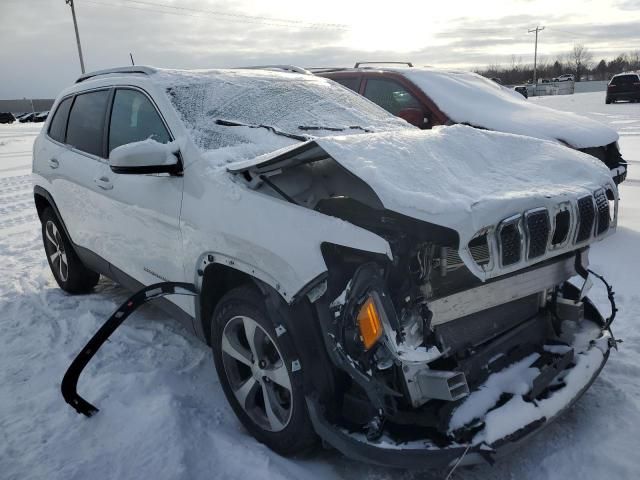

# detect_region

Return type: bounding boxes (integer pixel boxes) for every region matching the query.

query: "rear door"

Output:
[96,87,185,289]
[50,89,111,251]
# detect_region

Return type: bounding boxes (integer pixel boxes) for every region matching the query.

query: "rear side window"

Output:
[363,78,422,115]
[333,77,361,92]
[48,97,73,143]
[611,74,639,86]
[66,90,110,157]
[108,89,170,154]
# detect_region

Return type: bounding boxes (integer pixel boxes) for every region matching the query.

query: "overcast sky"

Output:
[1,0,639,98]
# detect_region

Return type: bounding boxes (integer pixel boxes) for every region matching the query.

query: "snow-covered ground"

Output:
[1,92,639,479]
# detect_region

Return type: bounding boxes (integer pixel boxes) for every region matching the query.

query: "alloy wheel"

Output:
[221,315,293,432]
[45,220,69,282]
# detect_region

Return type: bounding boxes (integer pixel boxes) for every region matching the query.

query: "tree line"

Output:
[477,44,640,85]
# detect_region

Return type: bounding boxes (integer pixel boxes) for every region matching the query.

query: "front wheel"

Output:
[210,285,316,455]
[41,207,100,293]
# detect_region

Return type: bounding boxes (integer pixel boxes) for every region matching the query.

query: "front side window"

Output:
[48,97,73,143]
[66,90,110,157]
[108,89,170,154]
[363,78,422,115]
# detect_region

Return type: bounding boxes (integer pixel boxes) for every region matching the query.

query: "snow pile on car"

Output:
[400,68,619,149]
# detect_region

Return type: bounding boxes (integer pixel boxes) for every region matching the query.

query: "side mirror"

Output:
[398,108,430,129]
[109,139,181,175]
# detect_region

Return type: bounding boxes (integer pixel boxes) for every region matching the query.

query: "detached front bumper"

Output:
[307,310,614,471]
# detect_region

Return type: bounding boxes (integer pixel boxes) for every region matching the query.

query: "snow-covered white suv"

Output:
[33,66,619,470]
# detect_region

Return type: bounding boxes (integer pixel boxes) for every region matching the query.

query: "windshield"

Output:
[155,69,408,155]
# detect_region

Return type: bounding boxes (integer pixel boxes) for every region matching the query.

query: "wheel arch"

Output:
[33,186,73,242]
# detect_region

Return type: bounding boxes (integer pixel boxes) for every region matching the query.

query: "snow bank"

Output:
[399,67,619,149]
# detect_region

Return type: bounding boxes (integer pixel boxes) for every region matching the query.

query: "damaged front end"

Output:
[227,133,619,470]
[307,247,616,470]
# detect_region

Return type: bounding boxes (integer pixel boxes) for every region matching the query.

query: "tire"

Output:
[211,285,316,455]
[605,98,612,104]
[41,207,100,293]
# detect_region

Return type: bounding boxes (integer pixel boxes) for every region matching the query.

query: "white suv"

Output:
[33,66,619,469]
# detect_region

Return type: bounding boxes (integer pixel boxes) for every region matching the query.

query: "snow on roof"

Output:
[395,67,619,149]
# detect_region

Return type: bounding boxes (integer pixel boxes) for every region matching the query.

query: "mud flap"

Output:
[61,282,197,417]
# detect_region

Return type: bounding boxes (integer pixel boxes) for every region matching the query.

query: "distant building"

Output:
[0,99,54,114]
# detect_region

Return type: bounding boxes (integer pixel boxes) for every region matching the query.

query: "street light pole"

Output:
[65,0,86,74]
[528,26,544,88]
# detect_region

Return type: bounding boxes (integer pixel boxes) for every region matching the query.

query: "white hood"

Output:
[230,125,617,280]
[400,68,619,149]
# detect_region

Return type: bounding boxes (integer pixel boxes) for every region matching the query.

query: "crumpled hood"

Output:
[229,125,617,280]
[401,68,619,149]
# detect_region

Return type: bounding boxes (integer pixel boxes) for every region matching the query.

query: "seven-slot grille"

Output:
[575,195,595,243]
[490,188,613,269]
[525,209,550,259]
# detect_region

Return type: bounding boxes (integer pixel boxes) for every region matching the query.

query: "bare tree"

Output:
[570,44,593,81]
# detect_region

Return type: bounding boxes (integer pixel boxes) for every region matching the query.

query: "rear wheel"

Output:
[41,207,100,293]
[605,97,612,104]
[211,285,316,455]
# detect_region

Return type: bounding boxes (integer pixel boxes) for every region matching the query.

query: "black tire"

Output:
[211,285,316,455]
[41,207,100,293]
[605,98,612,104]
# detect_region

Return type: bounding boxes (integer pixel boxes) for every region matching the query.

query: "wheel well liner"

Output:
[199,263,258,344]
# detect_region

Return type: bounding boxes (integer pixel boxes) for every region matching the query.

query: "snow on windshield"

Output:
[153,68,408,160]
[400,68,618,149]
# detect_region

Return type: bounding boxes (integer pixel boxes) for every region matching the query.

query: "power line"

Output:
[124,0,347,29]
[82,0,348,30]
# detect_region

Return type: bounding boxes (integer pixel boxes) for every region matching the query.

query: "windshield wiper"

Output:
[297,125,372,133]
[215,119,309,142]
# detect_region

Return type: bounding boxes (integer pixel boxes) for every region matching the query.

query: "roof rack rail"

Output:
[237,65,312,75]
[354,61,413,68]
[76,66,156,83]
[306,67,350,73]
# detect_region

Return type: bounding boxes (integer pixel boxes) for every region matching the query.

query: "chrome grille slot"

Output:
[551,209,570,246]
[525,209,550,259]
[469,234,490,267]
[498,216,522,267]
[575,195,595,243]
[594,189,609,235]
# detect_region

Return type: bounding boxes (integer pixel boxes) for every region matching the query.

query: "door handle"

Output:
[94,176,113,190]
[48,158,59,169]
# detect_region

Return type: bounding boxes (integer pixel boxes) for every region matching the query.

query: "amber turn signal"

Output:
[357,296,383,350]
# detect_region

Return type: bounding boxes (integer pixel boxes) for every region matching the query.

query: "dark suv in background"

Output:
[606,72,640,104]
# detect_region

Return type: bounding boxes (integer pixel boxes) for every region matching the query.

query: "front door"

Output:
[96,87,185,291]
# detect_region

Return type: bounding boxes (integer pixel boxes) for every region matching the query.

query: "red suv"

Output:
[316,63,627,184]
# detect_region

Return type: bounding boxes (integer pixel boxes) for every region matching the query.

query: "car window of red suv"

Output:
[363,78,422,115]
[333,76,361,92]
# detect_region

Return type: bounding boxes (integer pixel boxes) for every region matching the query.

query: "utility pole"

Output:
[528,26,544,89]
[65,0,86,74]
